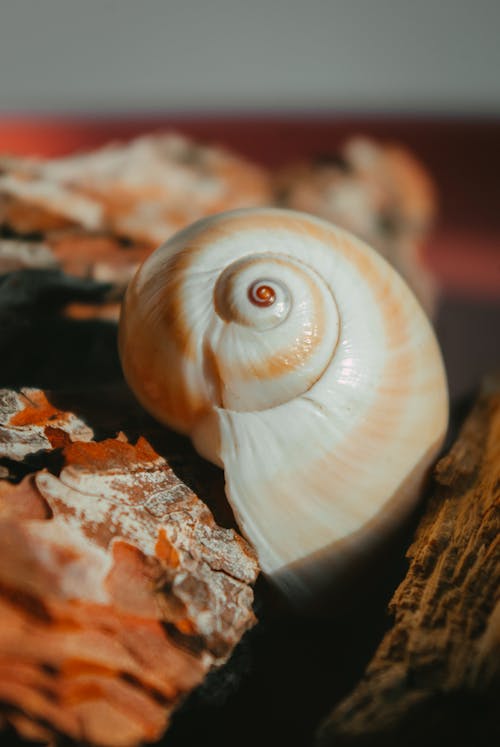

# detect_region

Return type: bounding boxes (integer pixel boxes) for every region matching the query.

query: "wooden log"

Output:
[318,385,500,747]
[0,388,258,746]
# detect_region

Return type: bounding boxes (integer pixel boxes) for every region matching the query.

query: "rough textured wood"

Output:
[0,133,272,324]
[0,133,271,245]
[0,388,258,746]
[0,388,94,461]
[319,388,500,747]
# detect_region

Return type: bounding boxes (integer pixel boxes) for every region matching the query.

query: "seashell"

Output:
[119,207,448,603]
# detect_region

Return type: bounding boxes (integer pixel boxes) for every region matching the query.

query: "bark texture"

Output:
[0,388,258,746]
[319,387,500,747]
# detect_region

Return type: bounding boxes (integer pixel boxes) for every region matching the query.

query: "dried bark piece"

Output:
[0,475,50,521]
[0,222,148,298]
[319,387,500,747]
[1,133,272,246]
[0,230,147,321]
[0,189,81,235]
[0,133,271,321]
[0,389,258,746]
[0,239,57,273]
[0,388,93,461]
[49,233,150,288]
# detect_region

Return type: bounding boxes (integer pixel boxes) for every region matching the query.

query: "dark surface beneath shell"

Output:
[0,268,497,747]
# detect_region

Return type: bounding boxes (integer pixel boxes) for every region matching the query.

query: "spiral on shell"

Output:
[119,208,448,602]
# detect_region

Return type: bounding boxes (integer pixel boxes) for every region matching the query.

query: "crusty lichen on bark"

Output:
[0,388,259,747]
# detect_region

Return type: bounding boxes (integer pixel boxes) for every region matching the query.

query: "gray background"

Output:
[0,0,499,113]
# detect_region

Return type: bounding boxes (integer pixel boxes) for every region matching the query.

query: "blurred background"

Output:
[1,0,499,114]
[0,0,499,400]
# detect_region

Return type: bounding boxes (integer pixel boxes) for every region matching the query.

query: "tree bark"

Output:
[0,388,258,746]
[319,384,500,747]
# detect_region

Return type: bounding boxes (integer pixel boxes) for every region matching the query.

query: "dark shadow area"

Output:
[0,269,120,390]
[436,293,500,401]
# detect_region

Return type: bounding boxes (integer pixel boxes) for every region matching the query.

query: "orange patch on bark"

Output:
[9,391,65,428]
[63,437,160,471]
[2,196,76,233]
[175,618,197,636]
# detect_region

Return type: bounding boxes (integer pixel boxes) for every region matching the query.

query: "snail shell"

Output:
[119,208,448,602]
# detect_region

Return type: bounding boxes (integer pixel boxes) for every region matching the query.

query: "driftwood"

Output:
[319,385,500,747]
[0,388,258,746]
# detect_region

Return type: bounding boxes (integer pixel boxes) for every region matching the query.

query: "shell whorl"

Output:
[119,208,448,601]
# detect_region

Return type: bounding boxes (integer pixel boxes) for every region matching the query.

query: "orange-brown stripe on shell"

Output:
[214,255,329,381]
[248,282,276,307]
[139,245,202,361]
[149,214,332,361]
[131,211,430,418]
[170,210,389,303]
[246,293,445,567]
[119,275,209,432]
[153,212,344,366]
[208,218,444,518]
[303,238,445,508]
